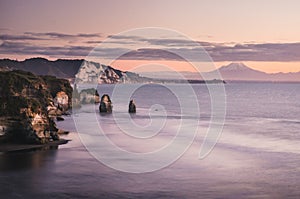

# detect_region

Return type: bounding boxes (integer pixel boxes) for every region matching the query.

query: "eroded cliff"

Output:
[0,70,72,144]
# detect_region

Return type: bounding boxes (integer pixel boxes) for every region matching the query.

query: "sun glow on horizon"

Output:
[110,59,300,74]
[109,59,237,74]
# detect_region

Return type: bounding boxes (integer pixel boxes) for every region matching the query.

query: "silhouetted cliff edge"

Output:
[0,70,72,149]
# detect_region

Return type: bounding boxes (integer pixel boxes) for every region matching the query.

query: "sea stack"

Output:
[128,99,136,113]
[99,94,112,113]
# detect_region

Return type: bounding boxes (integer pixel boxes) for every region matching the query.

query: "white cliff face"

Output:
[74,60,154,84]
[75,61,121,84]
[98,67,121,84]
[75,61,103,83]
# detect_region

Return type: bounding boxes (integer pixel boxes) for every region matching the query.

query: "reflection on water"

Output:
[0,147,58,171]
[1,136,299,198]
[0,83,300,198]
[0,149,58,199]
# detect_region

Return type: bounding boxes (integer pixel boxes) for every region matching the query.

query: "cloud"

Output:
[24,32,102,39]
[0,32,102,46]
[118,48,186,61]
[25,32,74,38]
[105,35,300,61]
[140,38,199,47]
[208,42,300,62]
[0,34,49,41]
[107,35,141,40]
[106,36,222,48]
[85,40,104,44]
[115,42,300,62]
[76,33,102,38]
[0,41,93,57]
[1,32,300,62]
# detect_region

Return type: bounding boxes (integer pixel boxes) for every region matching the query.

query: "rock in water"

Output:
[79,88,100,104]
[94,90,100,103]
[99,94,112,113]
[128,99,136,113]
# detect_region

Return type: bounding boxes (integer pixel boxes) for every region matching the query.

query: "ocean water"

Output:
[0,82,300,198]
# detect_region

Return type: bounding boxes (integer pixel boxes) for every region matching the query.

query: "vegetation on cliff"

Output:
[0,70,72,144]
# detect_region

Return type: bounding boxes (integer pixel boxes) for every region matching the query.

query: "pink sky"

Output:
[0,0,300,73]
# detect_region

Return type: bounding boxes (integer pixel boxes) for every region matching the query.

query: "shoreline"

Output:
[0,139,69,153]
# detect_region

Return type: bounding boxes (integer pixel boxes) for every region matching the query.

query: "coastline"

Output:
[0,139,69,153]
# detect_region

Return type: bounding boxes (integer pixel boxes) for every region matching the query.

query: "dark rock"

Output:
[128,99,136,113]
[56,116,64,121]
[99,94,112,113]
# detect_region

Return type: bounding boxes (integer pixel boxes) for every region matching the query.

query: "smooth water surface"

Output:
[1,82,299,198]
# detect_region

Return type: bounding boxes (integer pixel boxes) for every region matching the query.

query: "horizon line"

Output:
[1,56,300,74]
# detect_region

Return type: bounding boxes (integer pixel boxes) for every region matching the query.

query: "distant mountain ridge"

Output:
[0,58,83,78]
[141,62,300,82]
[1,58,299,82]
[208,62,300,82]
[0,58,150,84]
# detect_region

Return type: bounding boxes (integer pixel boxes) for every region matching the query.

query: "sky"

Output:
[0,0,300,73]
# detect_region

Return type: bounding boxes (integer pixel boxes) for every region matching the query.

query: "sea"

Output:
[0,82,300,198]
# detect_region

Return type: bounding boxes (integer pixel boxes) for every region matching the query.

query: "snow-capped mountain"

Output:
[207,63,300,82]
[215,62,268,81]
[218,62,251,71]
[139,62,300,82]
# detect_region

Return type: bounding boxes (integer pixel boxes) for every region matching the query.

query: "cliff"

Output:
[0,58,226,84]
[0,70,72,145]
[74,60,153,84]
[0,58,158,84]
